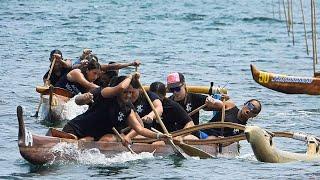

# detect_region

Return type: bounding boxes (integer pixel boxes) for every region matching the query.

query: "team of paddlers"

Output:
[41,48,262,146]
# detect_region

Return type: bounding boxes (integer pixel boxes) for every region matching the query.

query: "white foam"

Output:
[50,142,155,165]
[60,95,88,120]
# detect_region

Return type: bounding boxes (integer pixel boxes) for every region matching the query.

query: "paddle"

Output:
[188,104,206,116]
[136,79,189,158]
[32,56,57,117]
[219,98,226,153]
[112,127,136,154]
[151,128,213,159]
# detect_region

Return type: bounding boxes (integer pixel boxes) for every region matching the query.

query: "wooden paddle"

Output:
[112,127,136,154]
[188,104,206,116]
[136,79,189,158]
[151,128,213,159]
[32,57,57,117]
[138,79,215,158]
[219,98,226,153]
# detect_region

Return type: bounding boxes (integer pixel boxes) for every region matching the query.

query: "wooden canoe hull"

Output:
[19,133,239,165]
[41,95,69,122]
[250,64,320,95]
[17,106,239,165]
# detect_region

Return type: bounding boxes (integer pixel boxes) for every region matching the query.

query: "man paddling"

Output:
[148,82,198,140]
[167,72,222,138]
[202,99,262,138]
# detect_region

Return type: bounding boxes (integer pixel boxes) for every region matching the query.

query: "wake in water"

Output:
[49,142,155,166]
[60,95,88,120]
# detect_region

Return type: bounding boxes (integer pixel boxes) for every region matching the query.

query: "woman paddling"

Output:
[43,49,72,86]
[55,55,100,97]
[126,78,163,128]
[62,74,169,143]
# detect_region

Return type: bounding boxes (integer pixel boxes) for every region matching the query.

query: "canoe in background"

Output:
[143,85,228,94]
[250,64,320,95]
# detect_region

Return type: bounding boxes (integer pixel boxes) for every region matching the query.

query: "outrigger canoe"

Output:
[245,126,320,163]
[250,64,320,95]
[17,106,243,165]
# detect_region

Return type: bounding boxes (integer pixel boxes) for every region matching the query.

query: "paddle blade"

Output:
[177,142,213,159]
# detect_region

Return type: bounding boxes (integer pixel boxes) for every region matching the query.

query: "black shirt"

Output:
[153,98,192,133]
[169,93,207,125]
[133,91,160,118]
[55,74,87,97]
[203,106,246,137]
[65,88,133,140]
[43,67,71,86]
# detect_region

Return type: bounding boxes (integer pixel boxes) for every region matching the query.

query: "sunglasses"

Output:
[244,101,259,114]
[169,86,182,93]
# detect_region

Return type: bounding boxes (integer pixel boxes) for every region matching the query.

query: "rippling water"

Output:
[1,0,320,179]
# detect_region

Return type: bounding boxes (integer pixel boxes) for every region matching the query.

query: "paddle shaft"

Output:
[137,79,188,158]
[137,80,168,134]
[46,57,57,84]
[188,104,206,116]
[33,57,56,117]
[112,127,136,154]
[219,98,226,153]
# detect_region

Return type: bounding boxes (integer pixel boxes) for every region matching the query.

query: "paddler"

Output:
[62,73,170,143]
[43,49,72,86]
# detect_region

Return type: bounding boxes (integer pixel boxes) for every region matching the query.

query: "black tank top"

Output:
[203,106,246,137]
[55,74,87,96]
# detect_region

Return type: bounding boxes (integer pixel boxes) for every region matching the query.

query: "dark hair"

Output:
[80,59,101,79]
[245,99,262,114]
[129,78,139,89]
[109,76,127,87]
[49,49,63,61]
[86,54,99,62]
[150,82,166,99]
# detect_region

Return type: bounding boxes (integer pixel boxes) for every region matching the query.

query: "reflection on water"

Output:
[88,166,129,177]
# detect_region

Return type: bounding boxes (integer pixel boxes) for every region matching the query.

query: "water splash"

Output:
[236,153,257,161]
[50,142,155,166]
[60,95,88,120]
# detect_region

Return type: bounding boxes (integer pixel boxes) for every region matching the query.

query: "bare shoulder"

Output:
[225,100,236,110]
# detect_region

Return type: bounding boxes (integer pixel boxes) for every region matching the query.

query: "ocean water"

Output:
[1,0,320,179]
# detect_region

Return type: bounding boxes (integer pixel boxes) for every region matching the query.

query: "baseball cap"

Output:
[167,72,185,89]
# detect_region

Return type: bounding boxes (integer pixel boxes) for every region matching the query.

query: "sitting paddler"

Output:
[43,49,72,86]
[149,82,198,140]
[62,74,170,142]
[55,55,100,97]
[166,72,222,137]
[202,99,262,138]
[72,48,93,69]
[127,78,163,129]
